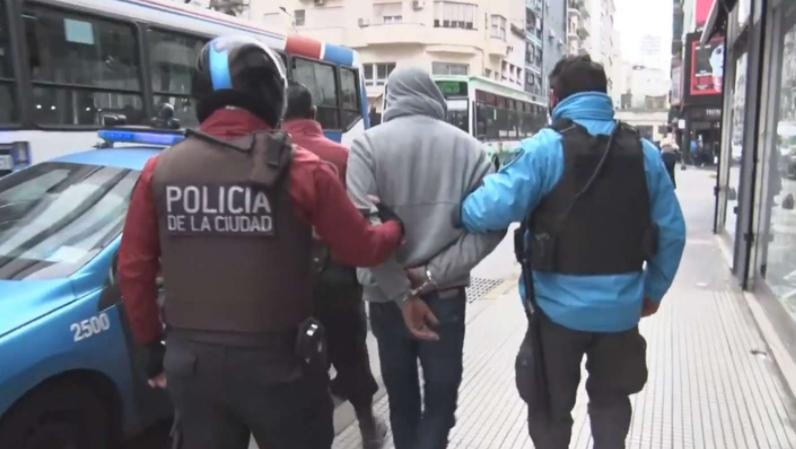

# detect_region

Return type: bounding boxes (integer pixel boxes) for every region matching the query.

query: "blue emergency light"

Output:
[98,129,186,147]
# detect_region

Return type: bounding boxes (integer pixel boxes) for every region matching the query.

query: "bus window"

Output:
[339,67,361,130]
[476,103,497,140]
[148,29,206,127]
[292,58,340,130]
[24,6,143,126]
[497,108,510,139]
[0,3,16,123]
[445,110,468,133]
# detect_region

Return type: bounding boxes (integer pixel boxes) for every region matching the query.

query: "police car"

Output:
[0,128,183,449]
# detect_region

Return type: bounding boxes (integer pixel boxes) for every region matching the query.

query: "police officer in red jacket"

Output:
[283,82,387,449]
[118,36,403,449]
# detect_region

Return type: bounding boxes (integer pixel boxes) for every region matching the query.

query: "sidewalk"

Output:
[333,168,796,449]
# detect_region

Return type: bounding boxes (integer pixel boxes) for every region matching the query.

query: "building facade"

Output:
[566,0,590,56]
[541,0,568,95]
[525,0,545,96]
[702,0,796,392]
[669,0,723,166]
[583,0,617,94]
[257,0,534,111]
[176,0,564,110]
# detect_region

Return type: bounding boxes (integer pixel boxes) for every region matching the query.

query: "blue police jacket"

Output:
[462,92,686,332]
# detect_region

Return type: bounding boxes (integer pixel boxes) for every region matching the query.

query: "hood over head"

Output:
[382,67,446,122]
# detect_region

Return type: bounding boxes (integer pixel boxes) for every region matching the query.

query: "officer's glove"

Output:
[144,341,166,378]
[375,202,405,235]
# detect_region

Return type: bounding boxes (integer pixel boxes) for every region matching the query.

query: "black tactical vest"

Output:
[529,119,657,275]
[151,130,313,336]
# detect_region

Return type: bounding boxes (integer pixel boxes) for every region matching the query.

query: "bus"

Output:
[0,0,370,167]
[432,75,548,161]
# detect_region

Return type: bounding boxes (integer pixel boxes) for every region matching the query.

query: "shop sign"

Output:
[690,36,725,97]
[671,65,683,106]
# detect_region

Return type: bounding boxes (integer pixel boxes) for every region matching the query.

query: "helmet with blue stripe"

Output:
[193,36,288,127]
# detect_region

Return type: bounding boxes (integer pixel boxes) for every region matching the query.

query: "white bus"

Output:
[0,0,370,168]
[432,75,548,160]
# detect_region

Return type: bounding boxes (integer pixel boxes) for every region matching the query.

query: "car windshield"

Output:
[0,162,139,280]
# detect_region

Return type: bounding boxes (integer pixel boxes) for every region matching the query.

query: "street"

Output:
[124,167,796,449]
[331,167,796,449]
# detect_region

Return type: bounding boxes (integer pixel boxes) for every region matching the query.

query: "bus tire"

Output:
[0,381,110,449]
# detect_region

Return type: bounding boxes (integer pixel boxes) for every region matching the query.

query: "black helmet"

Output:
[193,36,287,126]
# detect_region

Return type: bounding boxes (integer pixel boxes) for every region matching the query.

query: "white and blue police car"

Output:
[0,127,184,449]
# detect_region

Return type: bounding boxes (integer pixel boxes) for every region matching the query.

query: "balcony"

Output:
[527,32,542,47]
[487,37,509,57]
[346,22,479,50]
[568,0,590,19]
[526,0,543,13]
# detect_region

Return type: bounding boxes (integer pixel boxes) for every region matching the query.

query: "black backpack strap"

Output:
[184,128,292,189]
[548,117,578,133]
[249,131,292,189]
[184,128,254,153]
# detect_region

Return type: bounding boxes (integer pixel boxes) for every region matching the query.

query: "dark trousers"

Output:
[370,290,466,449]
[313,272,378,408]
[516,313,648,449]
[164,336,334,449]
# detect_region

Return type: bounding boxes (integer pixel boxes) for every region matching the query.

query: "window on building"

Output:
[374,2,402,24]
[24,5,145,125]
[363,62,396,86]
[148,29,207,127]
[526,9,537,33]
[0,4,16,123]
[432,62,469,76]
[434,1,476,29]
[292,58,339,129]
[490,14,507,40]
[295,9,306,26]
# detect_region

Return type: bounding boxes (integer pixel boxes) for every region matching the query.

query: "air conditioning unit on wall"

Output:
[314,0,325,5]
[413,0,427,10]
[358,17,370,27]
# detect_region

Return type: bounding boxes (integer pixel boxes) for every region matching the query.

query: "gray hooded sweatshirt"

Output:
[347,67,505,303]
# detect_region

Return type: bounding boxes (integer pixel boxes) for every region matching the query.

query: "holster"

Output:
[295,317,327,370]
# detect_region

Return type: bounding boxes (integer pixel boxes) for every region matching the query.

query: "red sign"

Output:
[696,0,715,27]
[689,37,724,96]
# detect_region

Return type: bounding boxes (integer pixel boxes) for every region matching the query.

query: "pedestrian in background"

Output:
[283,82,387,449]
[460,54,686,449]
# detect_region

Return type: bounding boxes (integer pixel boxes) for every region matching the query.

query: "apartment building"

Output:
[566,0,589,56]
[524,0,545,96]
[583,0,617,94]
[539,0,568,96]
[250,0,530,110]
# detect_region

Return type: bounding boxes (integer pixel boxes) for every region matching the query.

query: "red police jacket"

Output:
[118,108,402,344]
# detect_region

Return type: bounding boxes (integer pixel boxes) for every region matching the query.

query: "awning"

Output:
[701,0,737,44]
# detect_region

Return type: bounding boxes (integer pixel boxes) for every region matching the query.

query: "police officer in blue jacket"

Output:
[460,55,686,449]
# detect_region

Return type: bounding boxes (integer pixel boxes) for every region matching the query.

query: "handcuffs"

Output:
[407,267,437,301]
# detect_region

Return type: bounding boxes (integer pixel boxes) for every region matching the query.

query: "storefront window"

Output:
[725,53,748,239]
[760,5,796,322]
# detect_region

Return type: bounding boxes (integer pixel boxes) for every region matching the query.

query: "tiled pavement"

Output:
[333,169,796,449]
